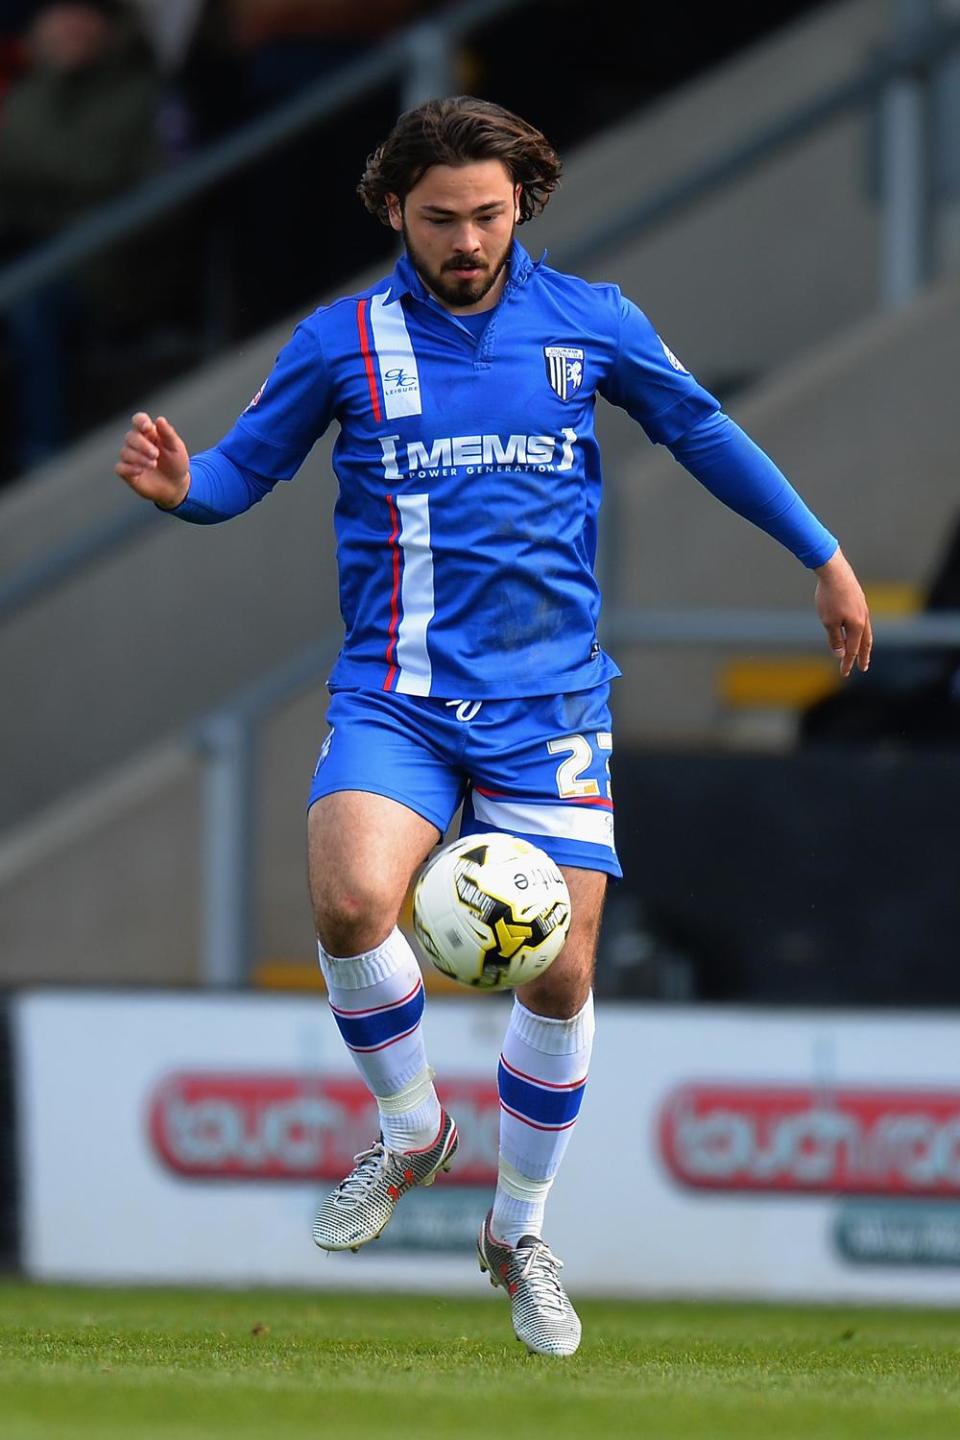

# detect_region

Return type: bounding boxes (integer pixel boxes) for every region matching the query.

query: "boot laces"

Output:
[334,1142,386,1203]
[518,1240,567,1313]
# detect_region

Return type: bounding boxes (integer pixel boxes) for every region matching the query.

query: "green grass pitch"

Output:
[2,1281,960,1439]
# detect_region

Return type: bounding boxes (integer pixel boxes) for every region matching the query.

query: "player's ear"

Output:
[514,183,522,222]
[385,193,403,232]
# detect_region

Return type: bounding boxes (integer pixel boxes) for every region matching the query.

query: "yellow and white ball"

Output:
[412,832,571,990]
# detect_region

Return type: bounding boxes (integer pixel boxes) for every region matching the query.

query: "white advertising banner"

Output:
[13,991,960,1301]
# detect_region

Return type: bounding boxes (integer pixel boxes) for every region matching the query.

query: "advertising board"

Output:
[14,992,960,1300]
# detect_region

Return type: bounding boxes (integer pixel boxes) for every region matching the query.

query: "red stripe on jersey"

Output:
[383,493,401,691]
[356,299,382,422]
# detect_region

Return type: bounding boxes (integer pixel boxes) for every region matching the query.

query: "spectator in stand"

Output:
[0,1,162,472]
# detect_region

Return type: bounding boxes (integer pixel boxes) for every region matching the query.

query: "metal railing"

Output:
[192,635,338,987]
[602,610,960,650]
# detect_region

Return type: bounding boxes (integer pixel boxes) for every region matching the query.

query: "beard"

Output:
[401,217,514,310]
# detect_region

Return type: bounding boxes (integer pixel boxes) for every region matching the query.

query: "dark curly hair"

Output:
[358,96,562,226]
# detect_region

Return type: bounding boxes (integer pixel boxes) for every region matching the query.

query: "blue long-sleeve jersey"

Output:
[165,238,837,697]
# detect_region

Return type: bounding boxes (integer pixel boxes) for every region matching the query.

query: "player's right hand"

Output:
[114,412,191,509]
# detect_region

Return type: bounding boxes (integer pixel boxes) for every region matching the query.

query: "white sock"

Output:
[492,993,595,1245]
[318,926,442,1152]
[493,1159,555,1247]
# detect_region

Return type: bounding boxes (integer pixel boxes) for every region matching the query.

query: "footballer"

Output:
[115,96,871,1355]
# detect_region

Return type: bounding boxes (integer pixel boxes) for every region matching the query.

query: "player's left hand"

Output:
[814,546,872,678]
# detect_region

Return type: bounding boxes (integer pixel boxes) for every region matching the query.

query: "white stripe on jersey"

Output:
[471,793,616,848]
[370,293,422,419]
[394,494,434,696]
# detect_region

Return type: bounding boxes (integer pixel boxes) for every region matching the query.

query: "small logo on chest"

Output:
[384,366,418,395]
[544,345,584,401]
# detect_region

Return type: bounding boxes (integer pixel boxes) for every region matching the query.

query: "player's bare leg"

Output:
[308,789,439,954]
[480,866,606,1355]
[308,790,458,1252]
[517,866,607,1019]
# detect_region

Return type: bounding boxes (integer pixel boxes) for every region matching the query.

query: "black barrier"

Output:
[598,748,960,1006]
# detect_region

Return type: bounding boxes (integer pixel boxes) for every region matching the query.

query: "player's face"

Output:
[387,160,522,314]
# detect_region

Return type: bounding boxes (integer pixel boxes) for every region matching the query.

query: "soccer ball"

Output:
[412,832,571,990]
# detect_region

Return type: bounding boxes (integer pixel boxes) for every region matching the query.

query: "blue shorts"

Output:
[307,686,621,878]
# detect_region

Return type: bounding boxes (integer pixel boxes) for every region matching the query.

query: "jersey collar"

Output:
[383,236,543,306]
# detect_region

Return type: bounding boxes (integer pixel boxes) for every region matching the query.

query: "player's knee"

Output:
[313,880,398,956]
[519,958,593,1019]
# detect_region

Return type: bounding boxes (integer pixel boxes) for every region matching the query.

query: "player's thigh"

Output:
[306,689,463,937]
[517,865,607,1017]
[308,790,440,933]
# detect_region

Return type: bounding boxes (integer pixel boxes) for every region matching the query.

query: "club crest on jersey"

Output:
[544,345,584,402]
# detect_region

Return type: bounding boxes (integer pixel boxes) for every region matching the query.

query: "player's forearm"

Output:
[668,410,837,568]
[159,447,274,525]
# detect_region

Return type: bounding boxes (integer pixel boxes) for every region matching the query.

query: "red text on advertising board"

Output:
[148,1073,499,1184]
[659,1084,960,1196]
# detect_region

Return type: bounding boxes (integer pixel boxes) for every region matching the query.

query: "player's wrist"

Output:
[813,544,844,577]
[156,472,191,510]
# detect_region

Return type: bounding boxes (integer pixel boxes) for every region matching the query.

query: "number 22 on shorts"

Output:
[547,733,613,800]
